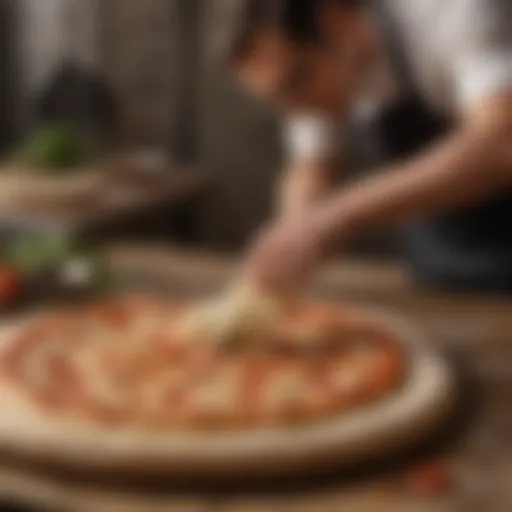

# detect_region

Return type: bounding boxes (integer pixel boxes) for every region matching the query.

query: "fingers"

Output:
[245,243,308,295]
[242,240,282,292]
[242,218,321,294]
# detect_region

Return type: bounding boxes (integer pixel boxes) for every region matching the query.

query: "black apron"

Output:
[365,3,512,293]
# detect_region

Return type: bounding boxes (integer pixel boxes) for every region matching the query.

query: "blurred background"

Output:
[0,0,392,253]
[0,0,275,248]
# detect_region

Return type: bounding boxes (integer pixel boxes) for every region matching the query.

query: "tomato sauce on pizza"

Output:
[0,295,404,430]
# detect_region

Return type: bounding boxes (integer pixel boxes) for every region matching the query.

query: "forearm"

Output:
[277,158,339,218]
[279,113,344,218]
[323,122,512,241]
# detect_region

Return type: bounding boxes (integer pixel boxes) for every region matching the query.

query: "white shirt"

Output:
[385,0,512,114]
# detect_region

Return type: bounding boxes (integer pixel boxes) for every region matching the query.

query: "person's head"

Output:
[229,0,376,115]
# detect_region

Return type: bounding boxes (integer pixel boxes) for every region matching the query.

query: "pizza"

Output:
[0,293,405,432]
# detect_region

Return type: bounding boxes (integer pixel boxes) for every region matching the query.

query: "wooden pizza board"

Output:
[0,308,457,482]
[0,461,400,512]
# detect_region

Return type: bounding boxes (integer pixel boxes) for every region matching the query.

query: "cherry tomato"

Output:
[407,460,452,494]
[0,266,24,304]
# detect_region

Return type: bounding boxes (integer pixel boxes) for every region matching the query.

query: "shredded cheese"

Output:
[178,283,282,348]
[265,370,310,410]
[191,367,239,412]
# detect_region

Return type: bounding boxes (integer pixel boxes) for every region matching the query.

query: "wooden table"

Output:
[1,246,512,512]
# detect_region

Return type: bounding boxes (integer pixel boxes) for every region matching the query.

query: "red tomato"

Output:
[0,266,23,303]
[407,460,453,494]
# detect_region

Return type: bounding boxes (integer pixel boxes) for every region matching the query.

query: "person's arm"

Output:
[277,114,343,218]
[277,157,338,218]
[325,1,512,239]
[320,91,512,241]
[242,92,512,293]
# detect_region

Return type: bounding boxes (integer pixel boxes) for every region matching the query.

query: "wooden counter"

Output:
[1,246,512,512]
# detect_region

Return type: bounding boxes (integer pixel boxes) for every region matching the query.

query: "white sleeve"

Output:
[454,50,512,109]
[447,0,512,109]
[283,114,339,160]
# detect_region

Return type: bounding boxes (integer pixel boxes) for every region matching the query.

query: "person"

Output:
[228,0,512,293]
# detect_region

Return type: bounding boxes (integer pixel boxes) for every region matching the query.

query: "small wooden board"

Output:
[0,163,207,234]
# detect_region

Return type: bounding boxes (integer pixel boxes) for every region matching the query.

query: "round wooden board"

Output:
[0,309,457,482]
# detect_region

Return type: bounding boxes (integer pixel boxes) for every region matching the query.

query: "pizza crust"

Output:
[0,309,457,479]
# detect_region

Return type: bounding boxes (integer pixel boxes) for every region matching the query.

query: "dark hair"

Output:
[230,0,363,60]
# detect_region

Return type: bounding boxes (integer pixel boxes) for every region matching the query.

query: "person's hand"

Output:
[243,206,339,293]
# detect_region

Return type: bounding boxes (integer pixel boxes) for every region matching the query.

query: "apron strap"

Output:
[369,0,419,98]
[368,1,449,159]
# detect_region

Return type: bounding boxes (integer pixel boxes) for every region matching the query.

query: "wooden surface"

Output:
[1,245,512,512]
[0,166,208,236]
